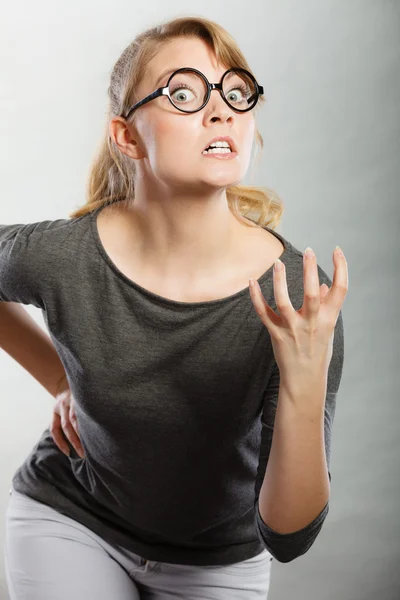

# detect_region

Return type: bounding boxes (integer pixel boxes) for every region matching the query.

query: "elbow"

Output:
[269,543,316,564]
[254,500,330,564]
[256,537,321,564]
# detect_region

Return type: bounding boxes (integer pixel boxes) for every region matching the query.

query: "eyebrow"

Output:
[154,67,181,88]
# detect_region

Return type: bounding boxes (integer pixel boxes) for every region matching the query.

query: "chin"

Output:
[206,175,243,187]
[200,180,242,193]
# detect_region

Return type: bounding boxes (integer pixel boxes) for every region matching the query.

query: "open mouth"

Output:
[202,146,233,154]
[201,142,239,157]
[201,137,238,155]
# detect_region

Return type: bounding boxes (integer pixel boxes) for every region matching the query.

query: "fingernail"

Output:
[274,258,283,271]
[304,247,314,259]
[335,245,344,257]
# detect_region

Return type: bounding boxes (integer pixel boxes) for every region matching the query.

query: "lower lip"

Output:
[201,151,238,159]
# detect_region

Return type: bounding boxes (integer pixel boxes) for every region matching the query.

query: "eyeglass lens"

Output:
[168,69,258,112]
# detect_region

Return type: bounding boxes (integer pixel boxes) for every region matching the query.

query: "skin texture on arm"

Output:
[0,303,82,456]
[0,302,67,400]
[258,376,330,534]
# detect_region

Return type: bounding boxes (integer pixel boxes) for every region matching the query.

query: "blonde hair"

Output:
[69,15,284,229]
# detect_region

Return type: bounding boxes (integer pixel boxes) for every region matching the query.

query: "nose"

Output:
[205,88,234,121]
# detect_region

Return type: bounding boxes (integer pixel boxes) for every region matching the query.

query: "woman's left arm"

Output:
[249,245,348,536]
[258,373,330,534]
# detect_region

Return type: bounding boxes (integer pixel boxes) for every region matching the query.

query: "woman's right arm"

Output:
[0,302,67,399]
[0,302,85,457]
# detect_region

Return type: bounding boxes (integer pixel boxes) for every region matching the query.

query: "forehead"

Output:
[147,37,230,89]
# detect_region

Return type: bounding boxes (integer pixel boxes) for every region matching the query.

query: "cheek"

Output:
[144,116,181,153]
[138,109,175,155]
[151,117,200,161]
[242,118,256,151]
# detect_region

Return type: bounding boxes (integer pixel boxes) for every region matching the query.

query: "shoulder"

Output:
[268,234,336,310]
[0,218,72,246]
[279,234,333,283]
[0,213,93,259]
[0,214,88,306]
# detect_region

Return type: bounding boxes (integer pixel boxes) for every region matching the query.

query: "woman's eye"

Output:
[171,86,195,103]
[227,87,246,103]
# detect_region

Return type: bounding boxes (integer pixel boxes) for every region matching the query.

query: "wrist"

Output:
[279,372,328,410]
[54,373,69,398]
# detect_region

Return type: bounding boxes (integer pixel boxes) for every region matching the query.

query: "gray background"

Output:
[0,0,399,598]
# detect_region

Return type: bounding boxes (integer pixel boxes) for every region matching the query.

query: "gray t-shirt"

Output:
[0,200,344,565]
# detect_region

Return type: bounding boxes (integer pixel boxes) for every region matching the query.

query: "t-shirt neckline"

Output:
[89,200,291,308]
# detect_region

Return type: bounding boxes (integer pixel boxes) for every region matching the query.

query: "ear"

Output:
[109,117,145,160]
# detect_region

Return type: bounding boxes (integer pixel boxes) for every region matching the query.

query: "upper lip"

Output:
[202,136,237,153]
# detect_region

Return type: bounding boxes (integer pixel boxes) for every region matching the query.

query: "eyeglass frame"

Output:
[121,67,264,120]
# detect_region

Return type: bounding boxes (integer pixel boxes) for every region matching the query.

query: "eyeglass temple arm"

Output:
[123,87,166,120]
[248,85,264,105]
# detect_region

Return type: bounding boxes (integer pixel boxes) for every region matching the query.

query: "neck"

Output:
[118,182,256,281]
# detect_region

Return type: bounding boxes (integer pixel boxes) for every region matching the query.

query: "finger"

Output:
[325,247,348,309]
[272,258,294,319]
[249,278,281,329]
[50,413,70,456]
[302,247,321,319]
[320,283,330,302]
[61,408,85,458]
[69,409,85,458]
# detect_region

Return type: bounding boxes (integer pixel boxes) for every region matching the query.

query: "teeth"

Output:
[205,141,232,151]
[211,141,230,148]
[203,147,232,154]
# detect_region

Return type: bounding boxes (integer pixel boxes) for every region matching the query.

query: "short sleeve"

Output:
[0,222,46,308]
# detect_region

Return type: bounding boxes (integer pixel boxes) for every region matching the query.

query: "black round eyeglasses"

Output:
[121,67,264,120]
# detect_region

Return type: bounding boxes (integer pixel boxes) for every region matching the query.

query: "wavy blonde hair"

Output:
[69,15,284,229]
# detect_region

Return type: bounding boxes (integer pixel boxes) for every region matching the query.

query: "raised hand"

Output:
[249,246,348,386]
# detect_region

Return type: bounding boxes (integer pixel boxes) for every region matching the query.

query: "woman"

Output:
[1,15,347,599]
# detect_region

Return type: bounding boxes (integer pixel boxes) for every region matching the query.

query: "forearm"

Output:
[258,375,330,534]
[0,302,67,399]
